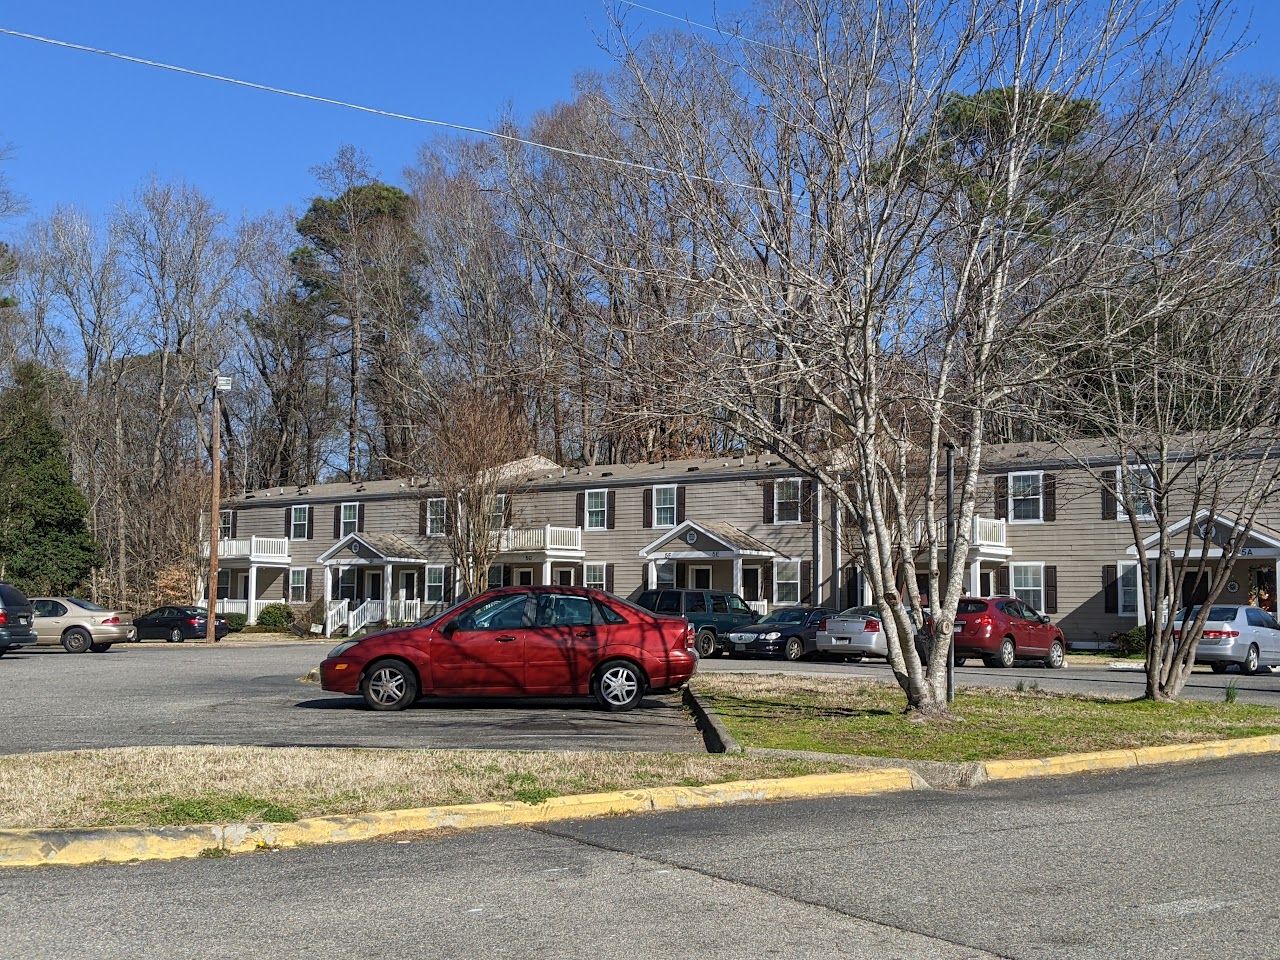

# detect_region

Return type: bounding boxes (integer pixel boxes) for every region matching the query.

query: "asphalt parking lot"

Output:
[0,643,704,755]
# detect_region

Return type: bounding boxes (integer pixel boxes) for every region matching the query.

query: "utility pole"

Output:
[206,372,232,644]
[945,441,957,703]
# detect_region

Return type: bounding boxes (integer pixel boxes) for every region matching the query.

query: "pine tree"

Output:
[0,363,101,594]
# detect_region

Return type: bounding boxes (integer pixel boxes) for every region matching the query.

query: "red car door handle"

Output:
[495,635,517,643]
[573,630,592,639]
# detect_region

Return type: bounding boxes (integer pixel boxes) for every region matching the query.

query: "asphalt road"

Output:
[0,643,703,755]
[3,755,1276,959]
[700,653,1280,706]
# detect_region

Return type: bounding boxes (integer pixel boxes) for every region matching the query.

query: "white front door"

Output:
[366,570,383,601]
[398,570,417,601]
[689,565,712,590]
[516,567,534,587]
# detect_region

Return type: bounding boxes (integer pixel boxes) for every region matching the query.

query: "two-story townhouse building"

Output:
[200,441,1280,645]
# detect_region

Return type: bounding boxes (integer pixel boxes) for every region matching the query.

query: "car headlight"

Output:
[327,640,359,659]
[763,631,781,640]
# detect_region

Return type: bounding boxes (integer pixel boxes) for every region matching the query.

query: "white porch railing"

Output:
[972,516,1006,548]
[215,598,248,616]
[348,599,383,635]
[325,599,349,637]
[385,599,423,624]
[499,525,583,554]
[202,536,291,563]
[746,600,769,618]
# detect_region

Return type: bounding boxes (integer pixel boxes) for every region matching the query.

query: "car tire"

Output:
[1044,639,1065,670]
[784,637,805,661]
[61,629,92,654]
[592,659,645,712]
[954,657,966,667]
[361,659,419,711]
[168,628,183,643]
[1241,644,1261,676]
[694,630,717,659]
[89,642,112,653]
[1210,662,1229,674]
[995,637,1016,669]
[845,654,864,663]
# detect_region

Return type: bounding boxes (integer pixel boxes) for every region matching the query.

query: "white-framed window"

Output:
[1119,467,1156,522]
[1008,472,1043,523]
[584,562,607,591]
[1118,560,1141,616]
[218,510,233,540]
[288,567,307,603]
[338,567,357,602]
[487,565,503,589]
[425,497,446,536]
[653,485,677,528]
[290,505,309,541]
[656,560,676,588]
[1010,562,1045,610]
[490,494,508,532]
[774,479,802,523]
[585,489,608,530]
[340,502,360,537]
[216,569,231,599]
[689,565,712,590]
[775,559,801,604]
[426,565,446,603]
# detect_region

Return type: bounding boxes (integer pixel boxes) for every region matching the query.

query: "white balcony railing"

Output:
[498,525,583,554]
[385,599,423,624]
[202,536,291,563]
[972,516,1006,548]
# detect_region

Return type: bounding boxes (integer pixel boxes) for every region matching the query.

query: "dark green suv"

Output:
[634,588,758,657]
[0,583,38,655]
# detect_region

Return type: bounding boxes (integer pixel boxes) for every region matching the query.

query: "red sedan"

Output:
[321,586,698,712]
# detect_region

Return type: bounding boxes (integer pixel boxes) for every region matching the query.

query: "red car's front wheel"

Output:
[361,660,419,711]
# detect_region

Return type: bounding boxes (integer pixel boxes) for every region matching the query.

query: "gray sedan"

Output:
[815,605,886,660]
[1184,604,1280,675]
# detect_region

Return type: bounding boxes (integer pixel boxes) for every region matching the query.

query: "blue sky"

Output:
[0,1,1275,230]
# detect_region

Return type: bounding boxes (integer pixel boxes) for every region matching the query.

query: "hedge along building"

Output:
[200,441,1280,645]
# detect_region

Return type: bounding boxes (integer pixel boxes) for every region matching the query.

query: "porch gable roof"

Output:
[639,519,779,559]
[317,532,432,565]
[1126,509,1280,558]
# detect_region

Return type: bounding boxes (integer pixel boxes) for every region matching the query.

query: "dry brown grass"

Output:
[0,747,843,829]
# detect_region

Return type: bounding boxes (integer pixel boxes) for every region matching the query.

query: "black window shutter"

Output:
[418,500,428,536]
[1102,469,1118,520]
[763,481,775,524]
[801,481,815,523]
[285,508,292,537]
[306,506,314,540]
[676,485,686,524]
[503,495,513,527]
[1044,565,1058,614]
[605,563,615,594]
[994,476,1009,520]
[642,488,653,528]
[607,490,616,529]
[675,561,688,588]
[443,567,455,602]
[799,559,813,603]
[305,569,314,602]
[995,565,1010,596]
[332,505,341,539]
[1043,475,1057,522]
[502,565,512,587]
[444,501,455,536]
[416,574,426,601]
[762,564,774,601]
[1103,564,1118,613]
[575,492,585,528]
[357,503,366,532]
[229,512,238,539]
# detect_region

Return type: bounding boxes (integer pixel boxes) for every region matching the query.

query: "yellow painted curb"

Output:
[0,769,919,870]
[982,733,1280,782]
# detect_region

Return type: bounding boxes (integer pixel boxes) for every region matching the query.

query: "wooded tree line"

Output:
[0,0,1277,705]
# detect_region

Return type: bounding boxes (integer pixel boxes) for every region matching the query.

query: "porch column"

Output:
[969,560,980,597]
[383,561,393,614]
[647,560,656,589]
[247,564,259,625]
[541,559,552,586]
[322,564,332,636]
[732,557,743,597]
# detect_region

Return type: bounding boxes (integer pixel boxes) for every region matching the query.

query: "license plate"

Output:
[953,622,964,632]
[734,643,746,652]
[17,616,27,626]
[830,637,849,645]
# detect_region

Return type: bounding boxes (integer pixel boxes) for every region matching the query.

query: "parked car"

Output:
[1181,604,1280,675]
[133,606,229,642]
[816,605,885,661]
[0,583,37,656]
[633,588,757,657]
[952,596,1066,668]
[30,597,136,653]
[321,586,697,712]
[723,606,826,660]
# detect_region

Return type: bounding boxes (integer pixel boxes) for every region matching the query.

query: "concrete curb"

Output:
[0,769,919,870]
[683,687,743,754]
[982,733,1280,781]
[744,746,985,790]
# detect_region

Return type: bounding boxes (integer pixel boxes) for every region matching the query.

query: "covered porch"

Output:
[639,519,781,615]
[318,533,450,636]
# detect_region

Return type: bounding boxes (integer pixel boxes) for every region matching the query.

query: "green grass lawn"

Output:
[696,674,1280,763]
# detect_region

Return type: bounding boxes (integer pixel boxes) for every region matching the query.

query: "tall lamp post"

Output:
[945,441,957,703]
[205,371,232,644]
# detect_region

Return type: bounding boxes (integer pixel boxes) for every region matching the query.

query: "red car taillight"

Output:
[865,619,881,632]
[970,614,994,630]
[0,610,7,626]
[100,616,120,625]
[818,619,828,631]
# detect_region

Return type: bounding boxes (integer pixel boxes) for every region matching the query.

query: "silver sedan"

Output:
[815,605,886,660]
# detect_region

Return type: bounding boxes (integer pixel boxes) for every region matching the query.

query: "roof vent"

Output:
[687,466,699,472]
[601,471,613,477]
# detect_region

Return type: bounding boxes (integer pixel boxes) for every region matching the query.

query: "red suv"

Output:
[320,586,697,712]
[952,596,1066,669]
